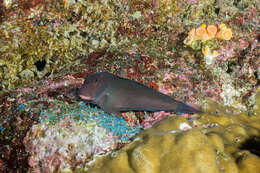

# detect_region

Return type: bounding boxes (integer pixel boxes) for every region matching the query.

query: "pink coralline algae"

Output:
[186,0,198,4]
[141,112,170,129]
[36,75,84,94]
[24,116,116,172]
[216,42,237,62]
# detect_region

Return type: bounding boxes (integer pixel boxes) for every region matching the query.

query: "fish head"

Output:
[78,72,109,101]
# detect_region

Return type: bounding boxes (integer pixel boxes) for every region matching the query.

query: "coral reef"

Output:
[0,0,258,110]
[0,0,259,172]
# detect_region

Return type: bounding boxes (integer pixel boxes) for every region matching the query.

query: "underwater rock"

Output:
[23,102,142,172]
[23,116,117,172]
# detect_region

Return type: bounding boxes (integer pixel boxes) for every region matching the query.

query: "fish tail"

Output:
[176,102,201,114]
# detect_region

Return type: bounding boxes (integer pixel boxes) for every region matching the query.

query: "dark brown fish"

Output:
[78,72,200,117]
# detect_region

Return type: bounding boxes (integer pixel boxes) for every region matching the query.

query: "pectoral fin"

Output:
[97,92,121,118]
[101,105,121,118]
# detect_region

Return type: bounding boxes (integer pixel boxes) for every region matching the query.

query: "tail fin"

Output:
[176,102,201,114]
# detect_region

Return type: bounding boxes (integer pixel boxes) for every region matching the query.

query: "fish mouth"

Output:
[79,95,93,100]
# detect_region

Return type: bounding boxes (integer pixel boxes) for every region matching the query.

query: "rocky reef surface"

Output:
[0,0,259,172]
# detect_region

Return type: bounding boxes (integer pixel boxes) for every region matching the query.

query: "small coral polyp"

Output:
[216,23,233,41]
[206,25,218,40]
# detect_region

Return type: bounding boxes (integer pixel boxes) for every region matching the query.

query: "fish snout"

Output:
[79,94,92,100]
[78,87,93,100]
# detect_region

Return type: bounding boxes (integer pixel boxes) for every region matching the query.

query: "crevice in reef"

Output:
[239,135,260,157]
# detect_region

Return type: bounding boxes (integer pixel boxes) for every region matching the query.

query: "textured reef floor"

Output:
[0,0,259,172]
